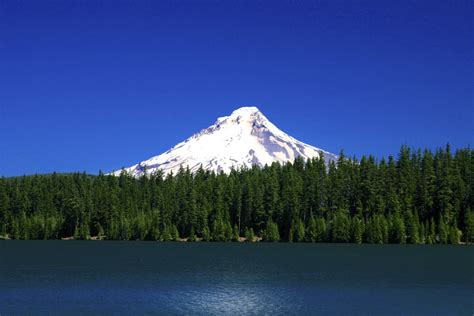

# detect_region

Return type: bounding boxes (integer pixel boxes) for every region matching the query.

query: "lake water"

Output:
[0,241,473,315]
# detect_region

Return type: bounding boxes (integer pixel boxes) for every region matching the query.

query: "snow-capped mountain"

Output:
[110,106,337,176]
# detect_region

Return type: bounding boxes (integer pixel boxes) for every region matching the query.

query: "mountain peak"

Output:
[216,106,265,125]
[110,106,337,176]
[230,106,261,116]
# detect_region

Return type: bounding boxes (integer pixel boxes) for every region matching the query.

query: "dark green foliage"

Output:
[171,225,180,241]
[448,225,460,244]
[351,217,363,244]
[438,217,448,244]
[263,220,280,242]
[232,224,240,242]
[464,210,474,242]
[188,227,197,242]
[427,218,436,244]
[202,226,211,241]
[330,211,350,242]
[295,220,305,242]
[306,216,319,242]
[406,212,420,244]
[244,227,255,242]
[0,146,472,244]
[160,224,179,241]
[211,218,227,241]
[365,215,384,244]
[289,219,305,242]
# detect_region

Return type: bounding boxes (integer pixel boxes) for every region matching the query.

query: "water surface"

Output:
[1,241,473,315]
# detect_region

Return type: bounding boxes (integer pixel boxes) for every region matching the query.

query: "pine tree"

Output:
[438,217,448,244]
[188,227,197,242]
[351,217,363,244]
[171,224,180,241]
[448,225,460,244]
[419,222,426,244]
[366,216,383,244]
[79,223,90,240]
[161,224,172,241]
[98,224,105,240]
[263,220,280,242]
[224,221,233,241]
[289,219,305,242]
[306,216,318,242]
[427,218,436,244]
[288,224,294,242]
[202,225,211,241]
[389,214,406,244]
[406,212,419,244]
[0,178,10,237]
[331,211,350,243]
[295,220,305,242]
[464,210,474,243]
[244,227,255,242]
[232,224,240,242]
[417,150,436,219]
[380,216,389,244]
[211,218,226,241]
[317,217,327,242]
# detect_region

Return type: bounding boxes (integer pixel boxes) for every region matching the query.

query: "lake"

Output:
[0,241,473,315]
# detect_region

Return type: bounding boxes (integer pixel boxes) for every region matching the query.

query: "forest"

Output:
[0,145,473,244]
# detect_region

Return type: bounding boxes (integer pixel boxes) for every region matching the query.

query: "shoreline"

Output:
[0,235,470,245]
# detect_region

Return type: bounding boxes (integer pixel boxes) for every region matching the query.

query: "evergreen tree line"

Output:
[0,145,473,244]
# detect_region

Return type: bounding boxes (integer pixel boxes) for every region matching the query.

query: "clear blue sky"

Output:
[1,0,472,177]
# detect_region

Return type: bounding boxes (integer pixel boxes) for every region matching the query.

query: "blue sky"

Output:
[1,0,472,176]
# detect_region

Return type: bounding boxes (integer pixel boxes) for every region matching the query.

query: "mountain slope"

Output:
[110,106,337,176]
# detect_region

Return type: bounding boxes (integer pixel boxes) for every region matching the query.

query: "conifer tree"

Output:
[225,221,233,241]
[211,218,226,241]
[232,224,240,242]
[0,179,10,237]
[406,212,419,244]
[427,218,436,244]
[419,222,426,244]
[351,217,363,244]
[448,225,460,244]
[295,220,305,242]
[464,209,474,243]
[202,225,211,241]
[161,225,172,241]
[389,214,406,243]
[244,227,254,242]
[438,217,448,244]
[366,216,383,244]
[263,220,280,242]
[306,216,318,242]
[316,217,328,242]
[171,224,180,241]
[331,211,350,242]
[188,227,197,242]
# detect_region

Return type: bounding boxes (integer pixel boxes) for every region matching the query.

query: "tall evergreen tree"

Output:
[263,220,280,242]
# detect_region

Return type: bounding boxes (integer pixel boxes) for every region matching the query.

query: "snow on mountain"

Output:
[110,106,337,176]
